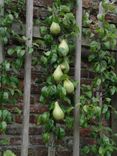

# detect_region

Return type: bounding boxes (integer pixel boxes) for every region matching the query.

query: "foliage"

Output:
[3,150,16,156]
[82,1,117,155]
[0,0,24,133]
[38,0,79,143]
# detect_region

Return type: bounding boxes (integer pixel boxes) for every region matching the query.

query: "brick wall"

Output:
[0,0,117,155]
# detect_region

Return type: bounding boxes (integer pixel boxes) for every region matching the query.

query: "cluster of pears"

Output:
[50,22,74,121]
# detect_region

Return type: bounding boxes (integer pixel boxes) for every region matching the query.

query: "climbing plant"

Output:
[81,1,117,155]
[0,0,25,151]
[38,0,79,143]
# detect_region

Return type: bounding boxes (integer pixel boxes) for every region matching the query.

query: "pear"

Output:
[50,22,61,35]
[53,101,64,120]
[64,79,74,94]
[53,65,63,82]
[60,59,70,73]
[58,40,69,56]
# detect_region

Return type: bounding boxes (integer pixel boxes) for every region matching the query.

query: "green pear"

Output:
[53,65,63,82]
[64,79,74,94]
[50,22,61,35]
[53,101,64,120]
[60,59,70,73]
[58,40,69,56]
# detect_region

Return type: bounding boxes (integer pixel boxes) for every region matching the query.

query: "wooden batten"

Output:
[73,1,82,156]
[21,0,33,156]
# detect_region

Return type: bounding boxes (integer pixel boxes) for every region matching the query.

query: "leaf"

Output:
[4,62,10,71]
[104,41,110,49]
[0,138,9,145]
[48,85,57,96]
[7,49,14,55]
[28,47,33,54]
[99,146,104,156]
[65,116,73,129]
[1,121,7,130]
[50,53,58,64]
[40,56,47,65]
[90,41,100,52]
[102,105,108,114]
[20,50,25,56]
[94,78,101,87]
[3,150,16,156]
[56,127,65,139]
[3,92,9,100]
[41,86,48,97]
[39,95,46,104]
[110,86,116,95]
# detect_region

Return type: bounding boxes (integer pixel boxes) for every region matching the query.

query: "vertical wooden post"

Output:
[0,0,4,63]
[73,1,82,156]
[98,2,103,112]
[21,0,33,156]
[98,2,103,28]
[48,135,55,156]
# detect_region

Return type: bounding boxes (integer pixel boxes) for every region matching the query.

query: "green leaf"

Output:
[94,78,101,87]
[50,53,58,64]
[110,86,116,95]
[7,49,14,55]
[1,121,7,130]
[90,41,100,52]
[3,150,16,156]
[99,146,104,156]
[4,62,10,71]
[40,56,47,65]
[39,95,46,104]
[56,127,65,139]
[41,86,48,97]
[102,105,108,114]
[3,92,9,100]
[28,47,33,54]
[48,85,57,96]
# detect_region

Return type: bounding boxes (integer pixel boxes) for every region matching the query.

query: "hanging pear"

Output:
[53,65,63,82]
[50,22,61,35]
[58,40,69,56]
[60,59,70,73]
[53,101,64,120]
[64,79,74,94]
